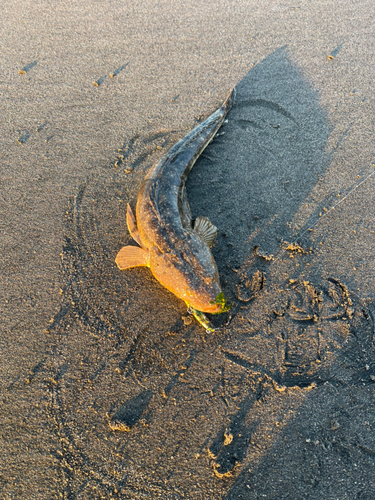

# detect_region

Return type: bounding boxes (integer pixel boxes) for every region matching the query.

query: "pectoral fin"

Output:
[126,204,143,248]
[115,246,150,270]
[194,216,217,247]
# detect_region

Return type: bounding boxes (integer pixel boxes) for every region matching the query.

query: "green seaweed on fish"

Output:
[210,292,231,313]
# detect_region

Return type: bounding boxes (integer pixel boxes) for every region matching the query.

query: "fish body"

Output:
[116,89,233,316]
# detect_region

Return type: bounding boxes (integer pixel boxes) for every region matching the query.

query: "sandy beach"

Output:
[1,1,375,498]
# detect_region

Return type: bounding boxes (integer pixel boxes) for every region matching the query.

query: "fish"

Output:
[115,88,234,330]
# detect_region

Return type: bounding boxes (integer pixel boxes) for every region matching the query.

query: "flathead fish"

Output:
[116,89,233,330]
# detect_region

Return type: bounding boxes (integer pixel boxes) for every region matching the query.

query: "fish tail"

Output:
[221,86,236,113]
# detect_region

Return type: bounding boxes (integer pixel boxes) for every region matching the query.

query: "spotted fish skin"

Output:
[116,89,233,314]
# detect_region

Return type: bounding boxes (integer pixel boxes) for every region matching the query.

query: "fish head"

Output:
[149,243,230,314]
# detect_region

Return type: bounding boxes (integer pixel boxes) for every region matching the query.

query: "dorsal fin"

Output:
[194,216,217,247]
[115,246,150,270]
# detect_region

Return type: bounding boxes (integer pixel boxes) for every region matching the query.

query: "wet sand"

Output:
[1,1,375,498]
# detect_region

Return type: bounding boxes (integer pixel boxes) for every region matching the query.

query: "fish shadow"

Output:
[187,47,331,302]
